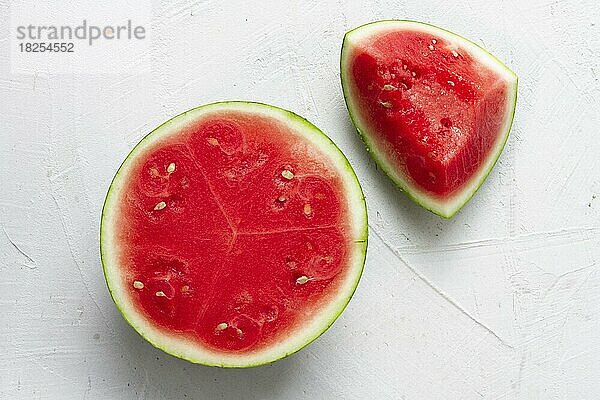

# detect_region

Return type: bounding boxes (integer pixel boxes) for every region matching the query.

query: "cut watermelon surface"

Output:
[341,21,518,218]
[100,102,367,367]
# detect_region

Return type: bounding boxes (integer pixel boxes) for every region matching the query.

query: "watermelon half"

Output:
[341,20,518,218]
[100,102,367,367]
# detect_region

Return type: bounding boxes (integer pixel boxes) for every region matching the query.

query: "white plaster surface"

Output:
[1,0,599,398]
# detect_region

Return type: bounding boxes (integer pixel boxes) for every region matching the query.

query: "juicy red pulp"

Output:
[350,30,508,196]
[117,112,353,354]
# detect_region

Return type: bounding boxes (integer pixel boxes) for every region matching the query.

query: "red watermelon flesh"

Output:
[341,21,518,218]
[101,103,367,367]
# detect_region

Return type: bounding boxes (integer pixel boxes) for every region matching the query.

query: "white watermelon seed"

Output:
[428,44,434,50]
[278,196,287,202]
[180,285,189,293]
[155,291,166,297]
[452,50,459,57]
[383,84,396,91]
[154,201,167,211]
[379,101,393,109]
[216,322,228,331]
[448,80,455,86]
[303,203,313,216]
[296,275,310,285]
[281,170,294,180]
[207,137,219,146]
[167,162,176,173]
[432,39,437,44]
[133,281,144,289]
[236,328,243,336]
[411,71,416,77]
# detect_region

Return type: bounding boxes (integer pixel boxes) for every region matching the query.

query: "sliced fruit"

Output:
[341,20,518,218]
[100,102,367,367]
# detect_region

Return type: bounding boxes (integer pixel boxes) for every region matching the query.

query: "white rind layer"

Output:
[100,102,368,367]
[341,20,518,218]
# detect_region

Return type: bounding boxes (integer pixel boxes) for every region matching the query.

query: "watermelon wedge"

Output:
[100,102,367,367]
[341,21,518,218]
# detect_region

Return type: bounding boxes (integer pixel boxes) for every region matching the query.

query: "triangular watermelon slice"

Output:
[341,20,518,218]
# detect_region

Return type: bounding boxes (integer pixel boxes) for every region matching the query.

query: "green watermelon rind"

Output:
[100,101,368,368]
[340,20,518,219]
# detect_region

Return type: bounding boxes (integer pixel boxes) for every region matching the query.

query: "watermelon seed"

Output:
[411,71,416,77]
[216,322,228,331]
[166,162,176,174]
[303,203,313,217]
[447,80,455,86]
[379,100,393,109]
[154,201,167,211]
[207,137,219,146]
[296,275,310,285]
[155,291,166,297]
[428,44,435,51]
[432,39,437,44]
[277,196,287,203]
[133,281,144,289]
[180,285,189,293]
[281,170,294,180]
[403,64,407,70]
[236,328,243,337]
[452,50,459,57]
[383,84,396,91]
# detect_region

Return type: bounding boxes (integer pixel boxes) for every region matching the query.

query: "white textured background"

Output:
[2,0,600,399]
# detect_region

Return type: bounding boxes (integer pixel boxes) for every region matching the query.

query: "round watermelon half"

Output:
[100,102,367,367]
[341,20,518,218]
